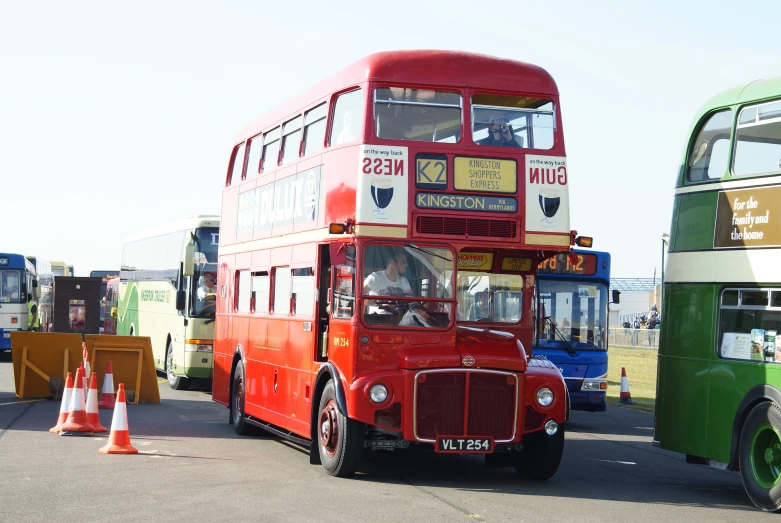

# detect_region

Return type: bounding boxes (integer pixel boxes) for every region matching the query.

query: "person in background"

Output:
[27,293,39,331]
[477,116,521,147]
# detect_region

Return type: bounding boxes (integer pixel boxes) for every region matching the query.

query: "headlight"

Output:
[369,384,388,403]
[545,420,559,435]
[536,387,554,407]
[582,380,606,391]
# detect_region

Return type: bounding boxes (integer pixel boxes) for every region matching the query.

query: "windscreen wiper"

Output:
[408,244,451,263]
[545,317,576,356]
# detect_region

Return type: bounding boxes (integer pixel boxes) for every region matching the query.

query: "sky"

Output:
[1,1,779,278]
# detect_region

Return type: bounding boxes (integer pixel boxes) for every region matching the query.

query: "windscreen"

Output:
[362,243,453,328]
[456,272,523,323]
[0,270,22,303]
[536,279,608,350]
[191,227,219,318]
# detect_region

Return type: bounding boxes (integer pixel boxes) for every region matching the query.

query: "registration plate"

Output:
[435,436,494,454]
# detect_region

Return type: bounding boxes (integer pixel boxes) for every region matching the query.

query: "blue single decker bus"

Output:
[533,250,615,412]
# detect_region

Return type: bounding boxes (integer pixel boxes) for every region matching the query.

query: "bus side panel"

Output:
[656,284,715,457]
[705,362,781,464]
[669,192,718,253]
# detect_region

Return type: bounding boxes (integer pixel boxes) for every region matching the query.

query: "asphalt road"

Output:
[0,353,771,523]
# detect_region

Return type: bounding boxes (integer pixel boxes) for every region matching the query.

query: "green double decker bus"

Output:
[655,77,781,511]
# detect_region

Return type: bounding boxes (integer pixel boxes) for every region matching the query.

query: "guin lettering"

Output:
[529,166,567,185]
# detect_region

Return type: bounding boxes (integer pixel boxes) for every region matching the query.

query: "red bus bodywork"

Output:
[214,50,571,477]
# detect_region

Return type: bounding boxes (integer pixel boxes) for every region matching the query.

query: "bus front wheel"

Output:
[166,341,190,391]
[512,427,565,480]
[317,381,364,477]
[739,401,781,512]
[230,360,253,436]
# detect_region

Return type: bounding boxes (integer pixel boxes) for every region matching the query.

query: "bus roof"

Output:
[123,215,220,244]
[0,253,35,272]
[237,50,559,142]
[692,76,781,119]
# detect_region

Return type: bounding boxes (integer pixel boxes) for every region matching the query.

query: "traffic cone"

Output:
[49,372,73,434]
[617,367,635,405]
[78,362,87,410]
[86,372,108,433]
[99,384,138,455]
[59,368,94,436]
[98,360,116,410]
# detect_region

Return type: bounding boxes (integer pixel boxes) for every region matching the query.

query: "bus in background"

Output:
[0,253,39,351]
[35,260,53,331]
[214,51,575,478]
[117,216,219,390]
[655,77,781,512]
[90,270,120,333]
[49,261,71,277]
[103,277,119,335]
[533,250,616,412]
[68,265,74,276]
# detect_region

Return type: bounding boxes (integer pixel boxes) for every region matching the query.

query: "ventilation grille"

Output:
[524,405,546,432]
[415,216,517,239]
[374,403,402,431]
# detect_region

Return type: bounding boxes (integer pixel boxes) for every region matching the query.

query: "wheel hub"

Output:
[319,400,339,457]
[764,445,781,466]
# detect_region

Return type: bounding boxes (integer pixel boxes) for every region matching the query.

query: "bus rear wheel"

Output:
[166,341,190,391]
[739,401,781,512]
[317,381,364,477]
[512,426,565,480]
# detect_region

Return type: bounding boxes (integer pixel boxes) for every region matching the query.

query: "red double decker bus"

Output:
[213,50,576,478]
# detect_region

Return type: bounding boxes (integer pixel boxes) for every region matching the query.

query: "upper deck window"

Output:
[281,116,302,165]
[261,127,280,172]
[227,142,246,185]
[331,89,364,145]
[303,103,327,155]
[246,134,262,178]
[734,100,781,177]
[374,88,461,143]
[472,94,554,149]
[687,109,732,183]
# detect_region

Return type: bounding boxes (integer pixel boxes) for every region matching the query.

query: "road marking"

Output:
[158,379,167,384]
[586,459,637,465]
[0,399,43,406]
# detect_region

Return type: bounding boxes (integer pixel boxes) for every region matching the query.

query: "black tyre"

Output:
[230,360,253,436]
[166,341,191,391]
[739,401,781,512]
[513,426,565,480]
[317,381,364,477]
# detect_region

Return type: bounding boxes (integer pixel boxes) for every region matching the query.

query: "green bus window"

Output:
[687,109,732,183]
[718,288,781,363]
[734,100,781,177]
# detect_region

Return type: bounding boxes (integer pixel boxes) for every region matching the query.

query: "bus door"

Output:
[322,243,356,362]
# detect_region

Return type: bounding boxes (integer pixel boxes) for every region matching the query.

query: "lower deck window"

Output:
[718,288,781,362]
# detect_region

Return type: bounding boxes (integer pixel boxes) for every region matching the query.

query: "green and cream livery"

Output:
[117,215,220,390]
[655,77,781,512]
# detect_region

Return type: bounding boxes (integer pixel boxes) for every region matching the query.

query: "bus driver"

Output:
[363,254,412,315]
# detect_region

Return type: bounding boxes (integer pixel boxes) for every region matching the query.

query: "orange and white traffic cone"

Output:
[617,367,634,405]
[99,384,138,454]
[49,372,73,434]
[86,372,108,433]
[98,360,116,410]
[59,367,94,436]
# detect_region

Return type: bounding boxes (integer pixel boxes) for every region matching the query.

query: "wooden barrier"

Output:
[10,333,83,398]
[84,335,160,404]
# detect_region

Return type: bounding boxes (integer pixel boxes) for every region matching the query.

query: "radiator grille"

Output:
[415,216,517,239]
[415,371,517,441]
[467,373,516,440]
[415,373,465,440]
[524,405,547,431]
[374,403,402,431]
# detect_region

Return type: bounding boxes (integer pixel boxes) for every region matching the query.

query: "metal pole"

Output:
[661,237,664,310]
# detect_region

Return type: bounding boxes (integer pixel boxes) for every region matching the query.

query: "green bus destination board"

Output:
[415,193,517,212]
